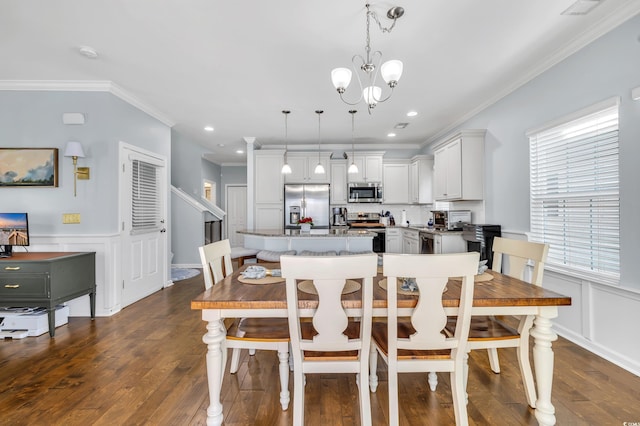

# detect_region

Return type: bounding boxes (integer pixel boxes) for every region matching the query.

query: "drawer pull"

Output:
[4,266,21,271]
[4,284,20,289]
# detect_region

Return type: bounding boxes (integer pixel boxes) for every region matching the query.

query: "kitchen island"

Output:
[237,228,374,253]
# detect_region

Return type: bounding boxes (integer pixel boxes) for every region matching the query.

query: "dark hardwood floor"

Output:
[1,271,639,425]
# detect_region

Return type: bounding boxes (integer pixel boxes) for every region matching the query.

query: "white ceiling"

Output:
[2,1,639,165]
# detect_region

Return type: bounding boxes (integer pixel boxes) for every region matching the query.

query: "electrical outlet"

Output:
[63,213,81,224]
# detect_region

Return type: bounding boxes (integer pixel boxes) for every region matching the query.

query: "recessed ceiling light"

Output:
[218,143,225,147]
[78,46,98,59]
[387,133,396,137]
[236,150,244,154]
[204,126,214,132]
[407,111,418,117]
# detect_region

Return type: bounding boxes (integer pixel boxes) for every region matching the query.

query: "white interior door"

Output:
[119,143,167,307]
[226,185,247,247]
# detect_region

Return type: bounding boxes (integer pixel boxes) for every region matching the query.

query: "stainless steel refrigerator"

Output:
[284,184,330,229]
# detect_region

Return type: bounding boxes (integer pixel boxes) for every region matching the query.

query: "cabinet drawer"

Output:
[0,273,49,298]
[2,263,50,274]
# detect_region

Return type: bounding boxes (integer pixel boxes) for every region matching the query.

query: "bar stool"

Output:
[230,246,259,267]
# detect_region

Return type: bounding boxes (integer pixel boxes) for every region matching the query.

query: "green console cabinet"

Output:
[0,252,96,337]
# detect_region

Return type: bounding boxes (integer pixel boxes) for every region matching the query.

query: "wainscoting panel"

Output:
[26,234,123,318]
[501,230,640,377]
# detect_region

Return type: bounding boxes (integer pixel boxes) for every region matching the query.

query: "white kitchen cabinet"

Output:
[284,152,331,184]
[347,152,384,183]
[385,227,402,253]
[255,204,283,230]
[254,151,285,231]
[433,130,485,201]
[402,228,420,254]
[330,160,348,204]
[383,161,410,204]
[255,151,284,204]
[433,233,466,254]
[410,155,434,204]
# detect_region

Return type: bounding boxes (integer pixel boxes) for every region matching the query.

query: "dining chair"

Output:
[280,253,378,426]
[370,252,479,426]
[198,239,291,410]
[442,237,549,408]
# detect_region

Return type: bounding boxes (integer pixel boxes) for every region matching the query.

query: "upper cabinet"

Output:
[433,130,485,201]
[410,155,433,204]
[382,161,410,204]
[255,150,284,204]
[347,152,384,183]
[330,160,348,204]
[284,152,331,184]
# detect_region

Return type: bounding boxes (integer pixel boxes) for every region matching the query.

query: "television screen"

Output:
[0,213,30,252]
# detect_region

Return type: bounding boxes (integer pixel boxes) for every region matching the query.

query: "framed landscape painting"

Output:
[0,148,59,187]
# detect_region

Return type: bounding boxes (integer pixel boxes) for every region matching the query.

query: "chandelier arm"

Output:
[338,92,364,106]
[369,50,383,91]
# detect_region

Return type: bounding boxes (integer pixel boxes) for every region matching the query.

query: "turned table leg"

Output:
[530,306,559,426]
[202,311,226,426]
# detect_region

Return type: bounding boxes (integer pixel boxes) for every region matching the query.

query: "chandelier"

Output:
[331,3,404,113]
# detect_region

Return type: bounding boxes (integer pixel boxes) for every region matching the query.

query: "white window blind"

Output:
[528,100,619,283]
[131,159,161,233]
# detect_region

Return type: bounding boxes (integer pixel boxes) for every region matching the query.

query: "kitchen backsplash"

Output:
[332,200,484,226]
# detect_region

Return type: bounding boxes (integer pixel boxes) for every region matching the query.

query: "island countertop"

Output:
[237,228,376,237]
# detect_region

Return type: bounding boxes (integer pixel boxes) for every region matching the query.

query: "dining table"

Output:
[191,262,571,426]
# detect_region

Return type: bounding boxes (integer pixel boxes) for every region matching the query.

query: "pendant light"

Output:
[348,110,359,174]
[281,110,292,174]
[314,110,325,174]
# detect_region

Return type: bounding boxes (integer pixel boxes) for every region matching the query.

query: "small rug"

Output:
[171,268,201,282]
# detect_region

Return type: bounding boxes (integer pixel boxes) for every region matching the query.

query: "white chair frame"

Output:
[467,237,549,408]
[199,239,290,410]
[370,252,479,426]
[281,254,378,426]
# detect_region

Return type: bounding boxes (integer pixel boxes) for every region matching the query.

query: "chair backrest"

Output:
[198,239,233,290]
[383,252,479,354]
[280,254,378,357]
[491,237,549,286]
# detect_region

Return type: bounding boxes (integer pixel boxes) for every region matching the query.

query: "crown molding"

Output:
[0,80,175,127]
[422,3,640,147]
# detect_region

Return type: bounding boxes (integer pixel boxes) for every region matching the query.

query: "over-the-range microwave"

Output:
[348,182,383,203]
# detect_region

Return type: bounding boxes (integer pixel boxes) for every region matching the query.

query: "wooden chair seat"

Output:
[300,321,360,360]
[372,321,451,360]
[446,316,520,341]
[226,317,290,342]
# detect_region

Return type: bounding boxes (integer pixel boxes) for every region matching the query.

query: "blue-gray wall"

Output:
[0,90,171,235]
[426,14,640,289]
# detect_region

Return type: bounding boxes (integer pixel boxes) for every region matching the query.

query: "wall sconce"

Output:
[64,141,90,196]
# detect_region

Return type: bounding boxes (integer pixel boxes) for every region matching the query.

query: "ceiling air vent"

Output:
[394,123,409,129]
[561,0,602,16]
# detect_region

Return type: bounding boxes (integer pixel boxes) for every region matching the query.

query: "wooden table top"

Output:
[191,263,572,311]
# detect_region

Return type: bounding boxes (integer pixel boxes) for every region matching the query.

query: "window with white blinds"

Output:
[131,159,161,233]
[528,99,620,283]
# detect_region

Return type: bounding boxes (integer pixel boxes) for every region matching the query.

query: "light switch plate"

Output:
[63,213,81,224]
